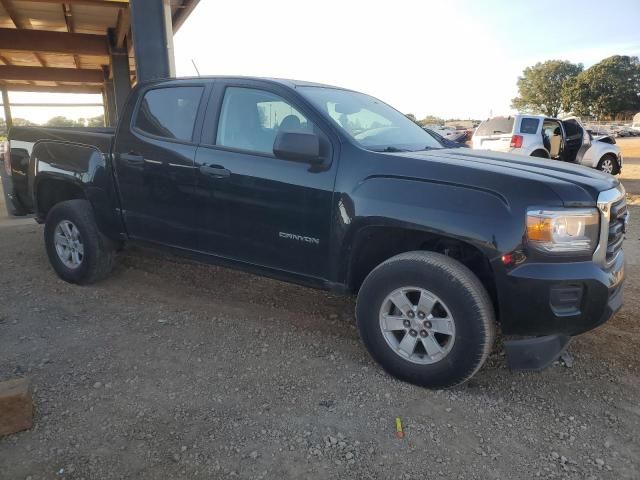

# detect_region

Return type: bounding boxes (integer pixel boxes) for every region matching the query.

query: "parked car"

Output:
[431,126,468,143]
[631,112,640,133]
[1,77,627,388]
[472,115,623,174]
[423,128,469,148]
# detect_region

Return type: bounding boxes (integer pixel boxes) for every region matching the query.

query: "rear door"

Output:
[113,81,208,249]
[472,117,514,151]
[192,81,338,278]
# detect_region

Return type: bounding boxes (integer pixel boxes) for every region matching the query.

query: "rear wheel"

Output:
[531,150,549,158]
[356,251,496,389]
[44,199,115,284]
[597,154,619,175]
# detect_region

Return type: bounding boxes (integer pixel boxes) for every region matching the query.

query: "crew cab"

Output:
[1,77,628,388]
[472,115,623,174]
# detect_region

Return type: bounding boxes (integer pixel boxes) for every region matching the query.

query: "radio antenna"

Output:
[191,59,201,77]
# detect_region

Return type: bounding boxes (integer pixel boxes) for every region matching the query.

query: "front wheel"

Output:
[356,251,496,389]
[597,154,619,175]
[44,199,115,284]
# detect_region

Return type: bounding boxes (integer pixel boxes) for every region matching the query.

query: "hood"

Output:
[389,148,618,205]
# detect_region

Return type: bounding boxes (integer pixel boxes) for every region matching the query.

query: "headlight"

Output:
[526,208,600,254]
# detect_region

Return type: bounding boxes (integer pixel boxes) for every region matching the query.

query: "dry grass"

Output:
[617,137,640,159]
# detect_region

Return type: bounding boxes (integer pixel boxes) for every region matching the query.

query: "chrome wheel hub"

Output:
[601,159,614,174]
[54,220,84,269]
[379,286,455,365]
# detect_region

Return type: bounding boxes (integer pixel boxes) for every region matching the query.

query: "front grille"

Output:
[606,197,627,263]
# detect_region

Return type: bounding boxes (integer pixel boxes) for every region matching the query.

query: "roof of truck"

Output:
[154,76,351,91]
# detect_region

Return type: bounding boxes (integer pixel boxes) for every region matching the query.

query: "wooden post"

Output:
[0,377,33,436]
[1,87,12,133]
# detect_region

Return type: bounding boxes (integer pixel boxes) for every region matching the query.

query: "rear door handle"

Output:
[199,164,231,179]
[121,152,145,165]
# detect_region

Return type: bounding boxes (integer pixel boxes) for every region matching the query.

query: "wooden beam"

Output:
[0,102,103,107]
[1,83,103,94]
[173,0,200,33]
[114,7,130,49]
[15,0,128,7]
[0,65,104,83]
[0,29,109,56]
[1,86,12,130]
[0,0,49,67]
[62,4,82,69]
[0,0,31,29]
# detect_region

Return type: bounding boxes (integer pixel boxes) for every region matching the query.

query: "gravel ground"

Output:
[0,160,639,479]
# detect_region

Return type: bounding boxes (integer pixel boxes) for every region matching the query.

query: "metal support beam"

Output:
[129,0,175,82]
[108,28,131,120]
[1,87,12,132]
[0,28,109,56]
[0,65,104,83]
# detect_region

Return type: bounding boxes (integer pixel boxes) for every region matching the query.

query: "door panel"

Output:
[193,148,335,276]
[562,119,585,162]
[193,85,337,278]
[113,84,205,249]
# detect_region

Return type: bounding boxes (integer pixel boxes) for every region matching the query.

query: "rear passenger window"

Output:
[135,86,203,141]
[520,118,539,134]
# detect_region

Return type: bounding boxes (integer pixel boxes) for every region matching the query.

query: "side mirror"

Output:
[273,131,322,165]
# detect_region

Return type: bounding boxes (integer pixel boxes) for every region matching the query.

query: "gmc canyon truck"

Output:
[1,77,628,388]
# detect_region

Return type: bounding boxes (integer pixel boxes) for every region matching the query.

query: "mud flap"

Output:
[505,335,571,371]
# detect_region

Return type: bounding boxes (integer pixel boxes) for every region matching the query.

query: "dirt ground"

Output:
[1,151,639,479]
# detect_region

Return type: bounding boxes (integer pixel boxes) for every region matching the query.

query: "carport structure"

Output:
[0,0,199,128]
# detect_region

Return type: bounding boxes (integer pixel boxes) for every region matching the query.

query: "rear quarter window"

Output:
[519,118,539,134]
[475,117,515,136]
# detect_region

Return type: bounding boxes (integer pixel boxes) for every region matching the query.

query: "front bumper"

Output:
[496,250,625,338]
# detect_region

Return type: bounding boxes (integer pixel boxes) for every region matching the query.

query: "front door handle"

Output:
[121,152,145,165]
[199,164,231,179]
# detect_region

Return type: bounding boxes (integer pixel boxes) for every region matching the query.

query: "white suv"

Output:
[472,115,623,174]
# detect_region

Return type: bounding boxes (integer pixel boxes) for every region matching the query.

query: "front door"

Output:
[193,84,337,278]
[113,83,206,249]
[562,119,586,162]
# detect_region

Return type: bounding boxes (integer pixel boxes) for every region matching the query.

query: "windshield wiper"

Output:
[373,146,410,153]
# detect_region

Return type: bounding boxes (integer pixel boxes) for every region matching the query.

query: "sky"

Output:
[5,0,640,124]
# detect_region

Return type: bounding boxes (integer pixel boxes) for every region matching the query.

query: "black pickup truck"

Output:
[1,77,628,388]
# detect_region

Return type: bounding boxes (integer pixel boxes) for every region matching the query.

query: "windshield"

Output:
[298,87,442,152]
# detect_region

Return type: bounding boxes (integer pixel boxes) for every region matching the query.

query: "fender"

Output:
[332,174,524,286]
[30,140,125,240]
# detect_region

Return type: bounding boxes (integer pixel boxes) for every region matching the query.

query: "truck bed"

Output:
[3,126,115,216]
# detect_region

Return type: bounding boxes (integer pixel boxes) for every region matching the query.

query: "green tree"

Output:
[563,55,640,120]
[417,115,444,127]
[86,115,105,127]
[511,60,583,117]
[45,116,81,127]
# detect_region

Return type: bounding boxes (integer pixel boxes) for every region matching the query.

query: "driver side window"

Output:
[216,87,314,155]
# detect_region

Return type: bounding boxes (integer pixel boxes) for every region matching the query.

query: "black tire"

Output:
[597,154,620,175]
[44,199,115,285]
[531,150,549,158]
[356,251,495,389]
